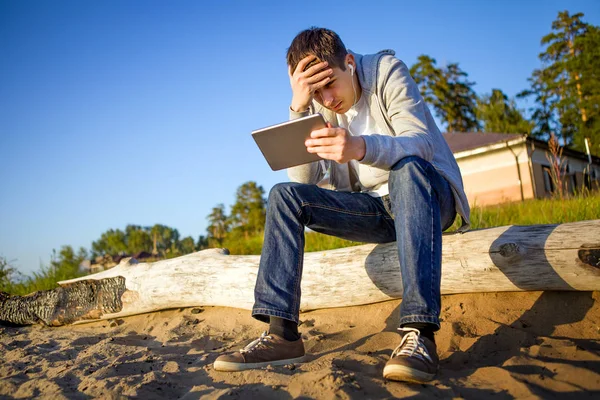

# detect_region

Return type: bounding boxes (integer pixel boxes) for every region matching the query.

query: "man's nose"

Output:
[322,90,334,106]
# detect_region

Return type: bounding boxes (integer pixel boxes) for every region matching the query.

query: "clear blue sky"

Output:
[1,0,599,275]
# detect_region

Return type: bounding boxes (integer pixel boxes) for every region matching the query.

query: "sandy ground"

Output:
[1,290,599,399]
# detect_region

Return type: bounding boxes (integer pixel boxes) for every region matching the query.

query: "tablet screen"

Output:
[252,114,327,171]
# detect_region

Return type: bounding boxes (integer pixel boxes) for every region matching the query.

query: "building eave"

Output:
[453,137,528,160]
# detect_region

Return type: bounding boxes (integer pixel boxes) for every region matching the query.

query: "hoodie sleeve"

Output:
[360,56,434,169]
[286,107,326,184]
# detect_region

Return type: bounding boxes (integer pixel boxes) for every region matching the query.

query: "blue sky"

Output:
[1,0,599,275]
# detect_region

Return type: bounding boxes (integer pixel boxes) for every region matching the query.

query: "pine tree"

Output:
[477,89,533,134]
[207,204,229,247]
[521,11,600,153]
[410,56,479,132]
[228,181,266,238]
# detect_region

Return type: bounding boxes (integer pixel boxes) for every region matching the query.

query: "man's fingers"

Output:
[304,61,329,77]
[305,68,332,84]
[307,146,336,154]
[310,128,338,138]
[295,54,318,75]
[310,77,332,92]
[306,137,338,147]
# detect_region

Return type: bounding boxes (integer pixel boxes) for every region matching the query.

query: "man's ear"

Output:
[345,54,355,70]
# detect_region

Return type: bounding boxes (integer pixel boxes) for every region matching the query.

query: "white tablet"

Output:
[252,113,327,171]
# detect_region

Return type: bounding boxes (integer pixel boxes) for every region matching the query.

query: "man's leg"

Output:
[214,182,396,372]
[383,156,456,383]
[253,181,396,324]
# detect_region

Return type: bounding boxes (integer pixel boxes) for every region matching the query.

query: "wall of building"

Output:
[455,143,534,207]
[456,142,600,207]
[530,146,600,197]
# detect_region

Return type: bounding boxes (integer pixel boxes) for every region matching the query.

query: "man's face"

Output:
[313,66,357,114]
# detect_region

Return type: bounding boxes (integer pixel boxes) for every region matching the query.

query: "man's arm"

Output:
[287,55,333,184]
[360,57,435,169]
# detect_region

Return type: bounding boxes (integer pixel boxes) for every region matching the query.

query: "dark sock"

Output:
[269,317,300,341]
[402,323,436,343]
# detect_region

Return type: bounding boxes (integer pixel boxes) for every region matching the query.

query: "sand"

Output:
[1,291,599,399]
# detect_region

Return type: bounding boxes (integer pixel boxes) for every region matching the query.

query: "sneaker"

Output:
[213,331,306,372]
[383,327,439,383]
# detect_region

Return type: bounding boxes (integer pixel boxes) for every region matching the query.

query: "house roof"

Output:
[443,132,600,164]
[443,132,525,153]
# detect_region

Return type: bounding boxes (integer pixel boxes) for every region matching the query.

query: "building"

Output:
[444,132,600,206]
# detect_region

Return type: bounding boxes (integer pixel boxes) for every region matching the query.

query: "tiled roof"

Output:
[443,132,525,153]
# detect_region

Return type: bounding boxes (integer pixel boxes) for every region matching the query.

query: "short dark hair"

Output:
[286,27,348,73]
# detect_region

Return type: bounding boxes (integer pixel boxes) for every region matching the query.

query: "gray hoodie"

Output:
[287,50,470,231]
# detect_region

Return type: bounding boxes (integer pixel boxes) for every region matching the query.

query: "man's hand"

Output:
[289,55,333,112]
[305,123,366,164]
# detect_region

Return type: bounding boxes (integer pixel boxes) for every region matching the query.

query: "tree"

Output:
[444,63,480,132]
[207,204,229,247]
[521,11,600,152]
[477,89,533,134]
[410,56,479,132]
[518,68,558,139]
[125,225,153,255]
[179,236,196,255]
[91,229,128,257]
[150,224,180,257]
[410,55,446,115]
[196,235,209,250]
[228,181,266,238]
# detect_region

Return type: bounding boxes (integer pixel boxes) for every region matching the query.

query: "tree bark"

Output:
[1,220,599,326]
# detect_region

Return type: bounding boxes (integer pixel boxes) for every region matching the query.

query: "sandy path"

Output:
[1,291,599,399]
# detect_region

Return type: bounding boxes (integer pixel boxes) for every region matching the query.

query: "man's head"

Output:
[287,27,361,114]
[286,27,348,73]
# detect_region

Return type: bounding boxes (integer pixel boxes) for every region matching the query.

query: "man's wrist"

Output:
[354,136,366,161]
[290,96,311,113]
[290,103,309,113]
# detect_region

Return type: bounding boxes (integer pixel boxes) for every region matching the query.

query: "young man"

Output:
[214,27,470,383]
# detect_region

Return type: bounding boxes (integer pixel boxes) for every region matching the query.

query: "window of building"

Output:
[565,163,577,193]
[542,166,554,193]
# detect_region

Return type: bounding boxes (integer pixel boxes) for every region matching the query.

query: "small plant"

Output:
[0,256,20,292]
[546,132,568,199]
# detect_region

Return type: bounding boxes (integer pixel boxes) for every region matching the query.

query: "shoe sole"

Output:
[213,355,307,372]
[383,364,435,383]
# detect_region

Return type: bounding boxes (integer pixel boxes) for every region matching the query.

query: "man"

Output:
[214,27,470,383]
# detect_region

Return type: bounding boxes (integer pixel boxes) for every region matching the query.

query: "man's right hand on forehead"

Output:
[289,55,333,113]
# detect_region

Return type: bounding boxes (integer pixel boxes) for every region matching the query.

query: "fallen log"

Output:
[1,220,599,326]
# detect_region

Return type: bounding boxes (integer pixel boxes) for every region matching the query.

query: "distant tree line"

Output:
[75,181,266,263]
[409,11,599,154]
[90,224,198,260]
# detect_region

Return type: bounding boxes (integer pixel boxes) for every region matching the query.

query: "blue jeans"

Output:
[252,156,456,329]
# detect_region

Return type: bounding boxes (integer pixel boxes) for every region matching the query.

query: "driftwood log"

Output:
[1,220,599,326]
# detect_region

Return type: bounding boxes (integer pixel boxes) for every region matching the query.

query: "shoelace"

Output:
[391,327,432,363]
[240,331,273,354]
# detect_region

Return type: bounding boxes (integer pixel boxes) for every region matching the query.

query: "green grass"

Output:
[305,231,362,252]
[448,193,600,231]
[1,248,85,296]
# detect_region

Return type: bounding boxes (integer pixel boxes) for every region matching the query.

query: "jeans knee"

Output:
[268,182,311,210]
[389,156,431,186]
[390,156,427,174]
[268,182,296,204]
